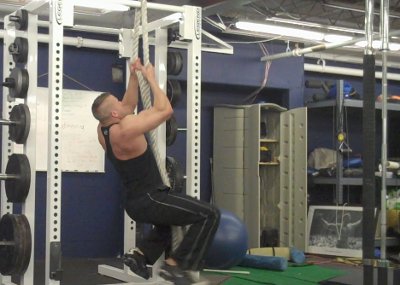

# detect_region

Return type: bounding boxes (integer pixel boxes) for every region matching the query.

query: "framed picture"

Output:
[306,205,364,258]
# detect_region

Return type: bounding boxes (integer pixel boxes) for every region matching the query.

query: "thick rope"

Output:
[131,0,170,188]
[131,0,184,253]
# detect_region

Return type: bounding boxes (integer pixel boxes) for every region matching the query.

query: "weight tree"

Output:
[1,4,38,285]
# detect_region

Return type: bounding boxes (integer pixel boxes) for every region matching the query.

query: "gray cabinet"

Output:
[213,103,308,250]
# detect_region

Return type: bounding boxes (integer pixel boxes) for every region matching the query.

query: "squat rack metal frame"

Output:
[1,3,39,285]
[1,1,232,284]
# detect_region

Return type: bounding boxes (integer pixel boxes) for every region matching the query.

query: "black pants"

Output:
[124,188,220,271]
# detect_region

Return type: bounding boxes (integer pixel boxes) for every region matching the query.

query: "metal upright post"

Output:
[181,5,202,199]
[45,0,73,284]
[377,0,390,284]
[362,0,377,284]
[335,80,344,205]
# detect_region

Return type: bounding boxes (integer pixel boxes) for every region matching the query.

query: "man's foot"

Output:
[159,262,194,285]
[122,251,150,280]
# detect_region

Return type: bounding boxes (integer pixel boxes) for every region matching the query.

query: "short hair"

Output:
[92,92,112,121]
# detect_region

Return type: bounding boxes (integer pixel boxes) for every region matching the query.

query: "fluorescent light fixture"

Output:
[323,34,353,43]
[355,40,400,51]
[73,0,129,12]
[235,21,324,41]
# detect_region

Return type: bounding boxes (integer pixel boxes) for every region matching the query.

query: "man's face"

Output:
[107,96,131,119]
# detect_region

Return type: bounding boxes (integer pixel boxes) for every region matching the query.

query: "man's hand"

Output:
[132,58,156,84]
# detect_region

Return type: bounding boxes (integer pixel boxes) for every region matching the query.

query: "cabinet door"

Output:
[213,107,246,219]
[244,105,261,247]
[280,107,308,251]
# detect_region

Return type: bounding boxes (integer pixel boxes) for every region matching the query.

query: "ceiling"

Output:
[1,0,400,63]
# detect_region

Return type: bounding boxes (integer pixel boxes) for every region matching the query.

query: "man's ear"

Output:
[111,110,119,118]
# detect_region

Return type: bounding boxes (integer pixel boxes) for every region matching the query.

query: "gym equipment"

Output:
[167,51,183,75]
[305,79,331,102]
[205,209,248,269]
[8,37,29,64]
[167,27,180,45]
[239,254,288,271]
[328,82,360,99]
[247,247,306,264]
[9,9,28,31]
[0,214,32,275]
[2,154,31,203]
[0,104,31,144]
[166,115,178,146]
[2,67,29,98]
[166,156,184,193]
[166,79,182,107]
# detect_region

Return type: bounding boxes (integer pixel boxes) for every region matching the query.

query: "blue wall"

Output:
[0,38,306,259]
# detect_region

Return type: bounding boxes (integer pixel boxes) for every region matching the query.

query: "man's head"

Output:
[92,92,134,124]
[92,92,113,123]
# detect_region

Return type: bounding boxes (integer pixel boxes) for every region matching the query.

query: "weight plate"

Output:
[5,154,31,203]
[166,80,182,107]
[9,104,30,144]
[166,115,178,146]
[7,68,29,99]
[9,37,29,64]
[166,156,184,193]
[13,10,28,31]
[167,51,183,75]
[0,214,31,275]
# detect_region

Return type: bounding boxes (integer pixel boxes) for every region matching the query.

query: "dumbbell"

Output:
[0,104,31,144]
[2,68,29,99]
[0,213,32,275]
[0,154,31,203]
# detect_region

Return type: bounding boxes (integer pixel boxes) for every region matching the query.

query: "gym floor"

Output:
[18,256,397,285]
[26,258,229,285]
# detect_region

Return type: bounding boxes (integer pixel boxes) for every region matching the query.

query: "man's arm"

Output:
[118,61,173,137]
[121,58,140,111]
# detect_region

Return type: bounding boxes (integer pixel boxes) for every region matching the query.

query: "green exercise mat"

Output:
[219,265,345,285]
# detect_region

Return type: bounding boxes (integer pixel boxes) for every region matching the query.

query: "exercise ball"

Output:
[205,209,248,269]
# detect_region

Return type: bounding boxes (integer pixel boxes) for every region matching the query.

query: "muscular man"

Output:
[91,58,220,284]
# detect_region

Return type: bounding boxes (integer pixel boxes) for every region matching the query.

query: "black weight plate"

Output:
[166,80,182,107]
[167,51,183,75]
[5,154,31,203]
[9,104,30,144]
[0,214,31,275]
[7,68,29,99]
[11,9,28,31]
[166,156,184,193]
[9,37,29,64]
[166,115,178,146]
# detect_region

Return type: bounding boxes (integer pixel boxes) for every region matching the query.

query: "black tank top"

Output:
[101,125,164,199]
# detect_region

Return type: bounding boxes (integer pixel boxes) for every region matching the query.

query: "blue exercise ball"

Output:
[205,209,248,269]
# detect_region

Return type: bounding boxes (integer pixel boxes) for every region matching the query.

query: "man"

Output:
[91,58,220,284]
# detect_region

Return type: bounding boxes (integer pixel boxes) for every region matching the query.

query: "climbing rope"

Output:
[131,0,170,188]
[131,0,184,253]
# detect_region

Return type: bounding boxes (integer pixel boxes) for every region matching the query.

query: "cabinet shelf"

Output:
[260,138,279,143]
[311,176,400,186]
[307,98,400,111]
[259,162,279,166]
